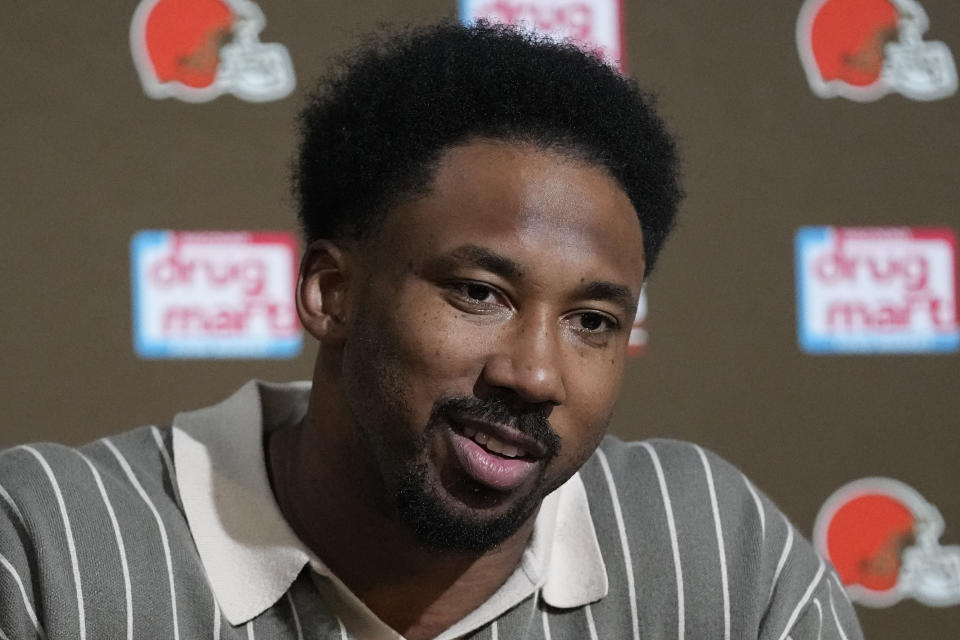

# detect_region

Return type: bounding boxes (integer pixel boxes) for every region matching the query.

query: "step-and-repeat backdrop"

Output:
[2,1,957,636]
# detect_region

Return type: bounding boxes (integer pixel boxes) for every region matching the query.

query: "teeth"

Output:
[495,442,520,458]
[462,428,527,458]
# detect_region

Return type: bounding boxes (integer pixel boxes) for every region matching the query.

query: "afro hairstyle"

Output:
[294,20,682,274]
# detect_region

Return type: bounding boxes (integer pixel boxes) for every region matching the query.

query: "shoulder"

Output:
[0,426,199,636]
[578,436,863,639]
[581,437,776,568]
[0,425,181,551]
[583,436,765,521]
[592,434,750,479]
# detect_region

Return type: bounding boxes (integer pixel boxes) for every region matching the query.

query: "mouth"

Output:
[446,418,546,492]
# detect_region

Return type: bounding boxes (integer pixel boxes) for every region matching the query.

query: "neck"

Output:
[266,364,537,640]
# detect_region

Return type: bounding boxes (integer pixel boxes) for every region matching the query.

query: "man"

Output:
[0,21,861,640]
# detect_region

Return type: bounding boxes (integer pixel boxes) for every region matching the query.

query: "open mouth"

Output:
[447,420,543,491]
[457,424,532,459]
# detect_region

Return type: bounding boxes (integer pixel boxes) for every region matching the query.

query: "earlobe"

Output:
[297,239,350,344]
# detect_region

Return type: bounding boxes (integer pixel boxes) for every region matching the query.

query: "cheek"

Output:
[345,286,488,425]
[390,288,491,382]
[555,355,625,460]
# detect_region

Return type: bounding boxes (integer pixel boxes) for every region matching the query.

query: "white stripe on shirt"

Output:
[77,451,133,640]
[695,445,730,640]
[831,573,853,604]
[595,449,640,640]
[777,559,826,640]
[770,515,795,601]
[246,620,256,639]
[0,483,26,529]
[0,551,45,639]
[525,589,540,630]
[827,577,850,640]
[636,442,685,640]
[490,620,499,640]
[742,474,766,542]
[103,439,180,640]
[541,610,553,640]
[20,446,85,640]
[214,599,222,640]
[812,598,823,640]
[337,616,348,640]
[287,593,303,640]
[585,604,599,640]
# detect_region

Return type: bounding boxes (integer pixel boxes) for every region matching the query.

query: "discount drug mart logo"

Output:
[795,227,958,354]
[131,231,301,358]
[460,0,625,70]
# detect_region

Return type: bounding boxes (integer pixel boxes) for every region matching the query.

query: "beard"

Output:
[391,394,563,554]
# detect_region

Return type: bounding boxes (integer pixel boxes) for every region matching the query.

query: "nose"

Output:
[480,310,567,406]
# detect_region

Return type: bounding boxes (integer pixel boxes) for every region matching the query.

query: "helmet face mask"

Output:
[218,39,296,102]
[883,39,958,100]
[796,0,958,102]
[901,546,960,605]
[814,477,960,608]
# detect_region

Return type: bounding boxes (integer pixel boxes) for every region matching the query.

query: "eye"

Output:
[464,283,495,303]
[446,281,509,313]
[571,311,619,334]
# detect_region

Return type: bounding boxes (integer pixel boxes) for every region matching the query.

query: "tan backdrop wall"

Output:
[2,1,958,637]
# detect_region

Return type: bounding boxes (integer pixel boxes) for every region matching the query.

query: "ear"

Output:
[297,239,351,344]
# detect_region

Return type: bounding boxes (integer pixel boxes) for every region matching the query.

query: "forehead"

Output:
[371,139,645,285]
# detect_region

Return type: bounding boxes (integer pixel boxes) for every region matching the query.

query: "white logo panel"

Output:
[131,231,301,358]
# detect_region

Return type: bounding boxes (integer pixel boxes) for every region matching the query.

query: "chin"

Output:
[392,460,549,553]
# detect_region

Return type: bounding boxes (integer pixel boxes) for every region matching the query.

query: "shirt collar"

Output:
[173,379,607,627]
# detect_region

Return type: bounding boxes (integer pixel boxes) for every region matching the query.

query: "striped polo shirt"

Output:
[0,380,862,639]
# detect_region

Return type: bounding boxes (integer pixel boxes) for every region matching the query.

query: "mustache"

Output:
[431,395,561,457]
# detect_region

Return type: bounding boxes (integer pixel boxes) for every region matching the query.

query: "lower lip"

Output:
[448,429,539,491]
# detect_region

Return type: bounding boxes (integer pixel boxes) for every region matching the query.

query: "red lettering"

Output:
[813,248,930,290]
[913,294,957,330]
[161,301,298,337]
[827,302,871,329]
[825,294,957,332]
[814,250,855,282]
[149,251,196,285]
[900,254,929,291]
[875,304,910,328]
[163,306,249,335]
[266,302,300,333]
[148,249,267,295]
[474,1,594,40]
[162,306,205,333]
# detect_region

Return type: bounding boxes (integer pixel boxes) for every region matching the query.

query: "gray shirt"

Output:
[0,380,862,639]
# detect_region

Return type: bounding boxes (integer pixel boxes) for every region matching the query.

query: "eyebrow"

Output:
[428,244,525,279]
[576,281,638,319]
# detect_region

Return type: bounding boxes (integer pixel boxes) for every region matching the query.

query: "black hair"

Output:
[294,20,682,273]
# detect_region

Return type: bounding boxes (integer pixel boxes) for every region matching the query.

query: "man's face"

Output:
[339,139,645,552]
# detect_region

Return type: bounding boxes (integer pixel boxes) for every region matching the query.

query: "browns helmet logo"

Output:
[130,0,295,103]
[797,0,957,101]
[814,477,960,607]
